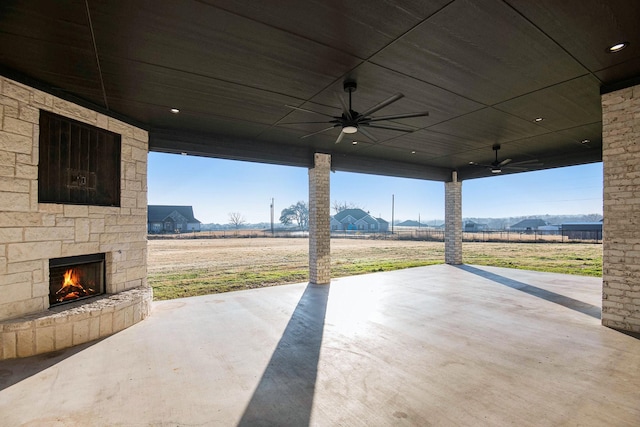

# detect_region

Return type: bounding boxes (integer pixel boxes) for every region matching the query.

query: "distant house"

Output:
[561,222,602,240]
[464,220,488,232]
[397,220,421,227]
[331,209,388,232]
[376,217,389,232]
[148,205,201,233]
[509,219,548,232]
[538,224,561,235]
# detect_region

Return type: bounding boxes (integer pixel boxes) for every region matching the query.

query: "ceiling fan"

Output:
[283,80,429,144]
[469,144,542,174]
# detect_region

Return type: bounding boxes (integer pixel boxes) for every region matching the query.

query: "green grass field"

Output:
[148,238,602,300]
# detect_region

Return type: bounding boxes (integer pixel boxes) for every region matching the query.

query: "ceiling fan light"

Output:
[491,168,501,174]
[343,125,358,134]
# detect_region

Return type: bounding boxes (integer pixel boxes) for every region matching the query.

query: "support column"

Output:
[602,84,640,333]
[445,171,462,265]
[309,153,331,284]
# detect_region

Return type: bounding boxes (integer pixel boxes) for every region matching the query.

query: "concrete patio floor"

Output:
[1,264,639,426]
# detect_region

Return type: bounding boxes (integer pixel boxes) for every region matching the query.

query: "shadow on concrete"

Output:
[0,339,103,391]
[455,265,601,320]
[613,329,640,340]
[237,283,329,427]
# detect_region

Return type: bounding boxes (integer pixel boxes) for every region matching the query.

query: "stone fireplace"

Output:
[49,254,106,307]
[0,76,152,360]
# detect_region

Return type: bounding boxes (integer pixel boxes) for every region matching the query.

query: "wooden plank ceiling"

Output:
[1,0,639,181]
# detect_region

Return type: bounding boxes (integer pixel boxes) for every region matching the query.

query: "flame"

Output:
[63,269,80,289]
[56,268,88,302]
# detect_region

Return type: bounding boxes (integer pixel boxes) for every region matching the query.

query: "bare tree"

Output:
[228,212,246,229]
[332,200,365,214]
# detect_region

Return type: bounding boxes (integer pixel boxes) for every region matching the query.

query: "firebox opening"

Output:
[49,253,106,307]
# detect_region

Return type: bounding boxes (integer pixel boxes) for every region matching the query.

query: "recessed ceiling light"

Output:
[352,141,358,145]
[581,139,590,144]
[411,151,416,154]
[607,42,629,53]
[170,108,180,114]
[534,117,544,122]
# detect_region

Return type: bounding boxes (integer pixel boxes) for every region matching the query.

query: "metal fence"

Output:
[149,228,601,244]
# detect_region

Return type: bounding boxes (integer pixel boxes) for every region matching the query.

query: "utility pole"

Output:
[391,194,395,235]
[270,198,274,235]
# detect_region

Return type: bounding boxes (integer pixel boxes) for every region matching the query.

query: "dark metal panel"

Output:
[506,0,640,77]
[149,129,315,169]
[0,1,105,107]
[376,129,480,158]
[493,75,602,131]
[98,59,303,128]
[150,129,451,181]
[427,108,551,146]
[88,0,361,100]
[596,58,640,89]
[371,0,587,105]
[331,152,451,181]
[200,0,450,58]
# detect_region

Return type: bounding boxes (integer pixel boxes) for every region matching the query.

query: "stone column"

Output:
[309,153,331,284]
[601,84,640,333]
[445,171,462,265]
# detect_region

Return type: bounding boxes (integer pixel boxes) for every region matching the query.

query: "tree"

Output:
[332,200,365,214]
[228,212,246,229]
[280,201,309,229]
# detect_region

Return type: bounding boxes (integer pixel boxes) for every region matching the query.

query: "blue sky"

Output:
[148,152,603,224]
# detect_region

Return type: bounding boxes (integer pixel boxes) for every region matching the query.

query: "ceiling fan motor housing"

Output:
[343,80,357,93]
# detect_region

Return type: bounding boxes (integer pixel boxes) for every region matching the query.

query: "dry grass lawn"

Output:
[148,238,602,300]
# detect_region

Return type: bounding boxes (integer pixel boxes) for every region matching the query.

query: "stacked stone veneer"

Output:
[445,173,462,265]
[309,153,331,284]
[602,84,640,333]
[0,76,152,359]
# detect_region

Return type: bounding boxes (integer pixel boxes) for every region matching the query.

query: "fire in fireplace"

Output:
[49,254,105,307]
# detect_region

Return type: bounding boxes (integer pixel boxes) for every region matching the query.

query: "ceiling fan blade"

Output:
[300,125,338,139]
[281,120,338,125]
[469,162,492,168]
[335,130,346,144]
[498,158,512,167]
[336,93,352,120]
[356,126,377,142]
[285,104,337,119]
[506,163,544,170]
[510,159,541,166]
[358,93,404,117]
[364,111,429,122]
[365,123,415,132]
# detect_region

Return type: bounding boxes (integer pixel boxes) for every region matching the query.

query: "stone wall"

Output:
[0,76,151,358]
[309,153,331,284]
[602,84,640,333]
